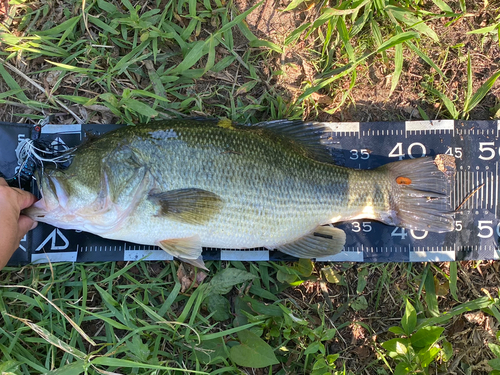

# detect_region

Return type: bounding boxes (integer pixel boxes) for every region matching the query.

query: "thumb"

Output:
[18,215,37,239]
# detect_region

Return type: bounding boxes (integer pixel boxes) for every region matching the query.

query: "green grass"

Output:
[2,0,500,373]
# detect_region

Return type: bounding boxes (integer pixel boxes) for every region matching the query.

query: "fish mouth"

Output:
[25,173,67,219]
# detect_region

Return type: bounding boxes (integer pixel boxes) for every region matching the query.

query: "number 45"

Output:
[445,147,463,159]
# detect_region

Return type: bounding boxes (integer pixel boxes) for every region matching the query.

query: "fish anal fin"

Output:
[148,188,223,225]
[276,226,346,259]
[177,256,208,270]
[158,235,203,260]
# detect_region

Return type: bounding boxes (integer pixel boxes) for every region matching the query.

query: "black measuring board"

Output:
[1,120,498,266]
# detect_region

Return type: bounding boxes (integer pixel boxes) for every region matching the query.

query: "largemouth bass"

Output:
[26,119,455,268]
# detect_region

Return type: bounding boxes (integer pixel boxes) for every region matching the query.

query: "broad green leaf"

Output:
[121,98,158,118]
[351,296,368,311]
[240,295,282,316]
[418,345,440,367]
[277,269,297,284]
[304,341,324,355]
[388,326,406,336]
[195,338,228,364]
[97,0,118,13]
[381,338,410,358]
[463,69,500,115]
[489,358,500,370]
[229,330,279,368]
[356,267,368,294]
[489,343,500,358]
[205,294,231,321]
[296,258,314,277]
[441,339,453,362]
[394,361,411,375]
[248,285,278,301]
[322,267,341,284]
[410,326,444,348]
[401,299,417,336]
[209,268,256,295]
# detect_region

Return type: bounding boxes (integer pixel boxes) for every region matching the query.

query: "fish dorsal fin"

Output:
[148,188,223,225]
[249,120,338,164]
[275,225,346,258]
[158,235,203,259]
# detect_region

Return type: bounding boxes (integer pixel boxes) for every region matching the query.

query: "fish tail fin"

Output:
[380,155,456,233]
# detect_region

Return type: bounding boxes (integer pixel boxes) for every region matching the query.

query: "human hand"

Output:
[0,178,38,270]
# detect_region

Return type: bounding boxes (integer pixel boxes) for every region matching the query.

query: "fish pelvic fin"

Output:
[158,236,207,269]
[158,235,203,259]
[148,188,223,225]
[380,155,456,233]
[275,226,346,258]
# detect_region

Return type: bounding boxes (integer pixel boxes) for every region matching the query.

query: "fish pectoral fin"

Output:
[275,226,346,258]
[158,235,203,259]
[148,188,223,225]
[177,256,208,270]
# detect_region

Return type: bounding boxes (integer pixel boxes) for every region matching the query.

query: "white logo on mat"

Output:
[36,229,70,251]
[51,137,69,151]
[18,234,27,252]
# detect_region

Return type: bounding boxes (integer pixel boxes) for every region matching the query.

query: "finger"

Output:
[18,215,37,238]
[0,177,7,187]
[14,189,38,210]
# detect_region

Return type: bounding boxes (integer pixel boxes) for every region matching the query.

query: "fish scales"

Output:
[26,119,455,267]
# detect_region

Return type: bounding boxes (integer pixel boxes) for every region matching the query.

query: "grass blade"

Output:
[422,83,459,119]
[423,264,439,317]
[449,262,459,302]
[463,69,500,115]
[406,41,445,78]
[390,39,403,95]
